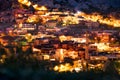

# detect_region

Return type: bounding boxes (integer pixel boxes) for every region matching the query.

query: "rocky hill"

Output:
[31,0,120,13]
[0,0,120,13]
[0,0,12,11]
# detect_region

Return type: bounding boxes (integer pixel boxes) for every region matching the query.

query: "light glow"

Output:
[75,11,120,27]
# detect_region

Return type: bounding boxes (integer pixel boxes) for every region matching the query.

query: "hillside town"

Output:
[0,0,120,74]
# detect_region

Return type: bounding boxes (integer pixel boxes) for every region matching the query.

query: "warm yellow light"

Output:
[75,11,120,27]
[0,59,4,63]
[53,61,83,72]
[43,55,50,60]
[54,66,59,71]
[18,22,23,28]
[33,4,38,9]
[39,6,47,11]
[33,4,48,11]
[59,35,67,42]
[94,43,110,51]
[18,0,28,4]
[63,16,79,25]
[25,33,33,42]
[26,1,32,6]
[18,0,48,10]
[26,15,39,23]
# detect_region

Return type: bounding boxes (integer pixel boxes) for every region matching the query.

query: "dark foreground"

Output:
[0,55,119,80]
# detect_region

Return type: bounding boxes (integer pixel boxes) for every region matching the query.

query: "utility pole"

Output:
[85,31,89,60]
[85,31,89,71]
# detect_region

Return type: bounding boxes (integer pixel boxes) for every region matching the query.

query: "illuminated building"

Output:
[75,11,120,27]
[46,20,57,28]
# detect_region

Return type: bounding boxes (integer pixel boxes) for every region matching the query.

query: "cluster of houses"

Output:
[0,3,120,62]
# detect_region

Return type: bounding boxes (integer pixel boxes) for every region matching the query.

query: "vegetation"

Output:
[0,53,119,80]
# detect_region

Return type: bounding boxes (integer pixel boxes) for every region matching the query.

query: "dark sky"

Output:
[0,0,120,11]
